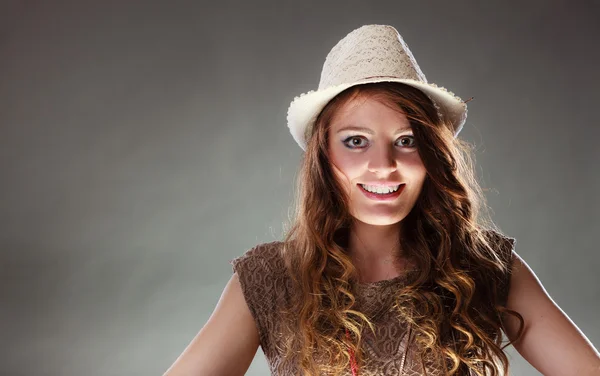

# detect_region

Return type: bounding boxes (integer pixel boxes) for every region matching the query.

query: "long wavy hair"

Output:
[276,82,524,375]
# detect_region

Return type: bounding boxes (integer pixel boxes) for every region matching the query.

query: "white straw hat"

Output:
[286,24,469,151]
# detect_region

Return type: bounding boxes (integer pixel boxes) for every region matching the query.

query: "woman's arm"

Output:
[162,273,260,376]
[502,251,600,376]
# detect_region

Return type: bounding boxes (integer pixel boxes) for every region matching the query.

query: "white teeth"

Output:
[360,184,400,194]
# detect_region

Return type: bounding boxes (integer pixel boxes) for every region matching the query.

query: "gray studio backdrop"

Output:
[1,1,598,375]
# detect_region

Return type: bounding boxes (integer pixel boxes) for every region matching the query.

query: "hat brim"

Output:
[286,77,468,151]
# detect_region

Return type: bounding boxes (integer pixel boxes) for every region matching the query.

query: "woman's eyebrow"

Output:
[336,125,412,135]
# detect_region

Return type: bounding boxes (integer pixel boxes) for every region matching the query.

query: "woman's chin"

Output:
[350,211,407,226]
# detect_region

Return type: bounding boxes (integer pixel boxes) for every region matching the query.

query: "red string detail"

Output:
[345,328,359,376]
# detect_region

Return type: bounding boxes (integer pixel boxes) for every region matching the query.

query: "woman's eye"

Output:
[342,136,368,148]
[397,135,416,147]
[342,135,416,149]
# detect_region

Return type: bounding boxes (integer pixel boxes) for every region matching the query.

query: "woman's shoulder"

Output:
[478,227,516,263]
[229,240,291,292]
[229,240,286,275]
[480,227,516,243]
[227,241,290,356]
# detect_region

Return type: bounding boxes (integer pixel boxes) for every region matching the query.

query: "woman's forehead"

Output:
[329,95,409,129]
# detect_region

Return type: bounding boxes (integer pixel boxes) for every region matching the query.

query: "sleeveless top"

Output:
[229,230,516,376]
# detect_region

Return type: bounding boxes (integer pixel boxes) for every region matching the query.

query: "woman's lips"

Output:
[358,183,404,201]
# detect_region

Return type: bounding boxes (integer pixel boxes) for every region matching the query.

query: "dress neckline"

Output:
[355,269,418,288]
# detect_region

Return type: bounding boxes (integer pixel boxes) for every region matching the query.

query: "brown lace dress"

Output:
[229,231,515,375]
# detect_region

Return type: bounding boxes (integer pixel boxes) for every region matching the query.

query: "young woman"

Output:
[164,25,600,376]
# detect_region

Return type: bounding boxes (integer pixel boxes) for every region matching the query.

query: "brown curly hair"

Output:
[276,82,524,375]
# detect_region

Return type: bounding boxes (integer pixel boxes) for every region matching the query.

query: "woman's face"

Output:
[327,95,427,226]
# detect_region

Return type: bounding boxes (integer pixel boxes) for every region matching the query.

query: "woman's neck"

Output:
[347,220,410,282]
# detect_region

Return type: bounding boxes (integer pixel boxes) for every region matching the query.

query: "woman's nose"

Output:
[367,146,397,174]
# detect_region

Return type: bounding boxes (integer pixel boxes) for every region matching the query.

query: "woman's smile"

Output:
[358,183,405,201]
